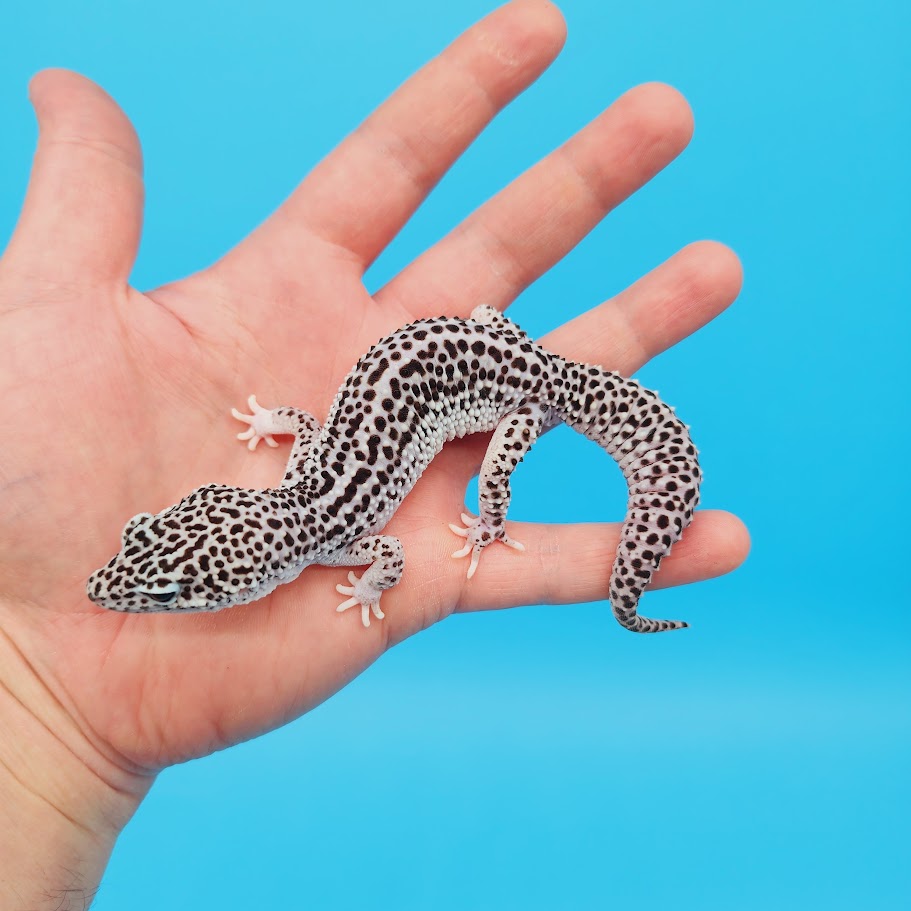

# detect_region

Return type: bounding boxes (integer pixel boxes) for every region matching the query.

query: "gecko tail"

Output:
[541,355,702,636]
[615,613,689,634]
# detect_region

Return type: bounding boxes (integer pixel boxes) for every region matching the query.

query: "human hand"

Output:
[0,0,747,901]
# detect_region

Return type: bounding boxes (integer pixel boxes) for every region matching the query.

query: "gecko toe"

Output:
[449,513,524,578]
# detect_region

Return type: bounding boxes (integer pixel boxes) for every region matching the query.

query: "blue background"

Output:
[2,1,909,908]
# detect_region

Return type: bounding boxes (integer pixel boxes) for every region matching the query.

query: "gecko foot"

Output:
[449,512,525,579]
[335,571,386,628]
[231,394,280,451]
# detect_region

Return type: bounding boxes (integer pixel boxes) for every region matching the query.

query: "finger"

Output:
[451,509,750,612]
[2,69,143,288]
[540,240,744,375]
[215,0,566,282]
[379,81,694,316]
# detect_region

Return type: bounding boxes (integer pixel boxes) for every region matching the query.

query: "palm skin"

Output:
[0,0,748,852]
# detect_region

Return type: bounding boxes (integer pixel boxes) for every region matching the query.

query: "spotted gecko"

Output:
[87,306,701,633]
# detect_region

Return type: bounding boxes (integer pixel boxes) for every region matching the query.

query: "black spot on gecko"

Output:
[367,358,390,385]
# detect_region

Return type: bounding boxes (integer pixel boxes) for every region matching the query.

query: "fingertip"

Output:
[28,69,101,116]
[621,81,695,158]
[473,0,568,94]
[622,239,744,369]
[672,510,750,587]
[685,240,744,304]
[654,240,743,335]
[27,69,75,124]
[26,68,143,176]
[708,509,751,574]
[27,67,74,106]
[509,0,568,55]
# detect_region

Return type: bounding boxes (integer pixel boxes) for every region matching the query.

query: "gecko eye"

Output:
[137,582,182,605]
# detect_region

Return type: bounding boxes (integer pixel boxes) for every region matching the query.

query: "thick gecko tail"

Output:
[544,356,702,635]
[606,473,700,634]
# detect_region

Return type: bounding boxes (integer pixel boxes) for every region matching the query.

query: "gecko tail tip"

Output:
[618,615,690,634]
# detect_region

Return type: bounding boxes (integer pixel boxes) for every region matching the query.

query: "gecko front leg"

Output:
[322,535,405,627]
[231,394,321,486]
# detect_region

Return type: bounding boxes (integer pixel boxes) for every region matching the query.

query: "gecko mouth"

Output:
[86,561,311,613]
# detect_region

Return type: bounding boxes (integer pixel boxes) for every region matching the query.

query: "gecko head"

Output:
[86,484,310,612]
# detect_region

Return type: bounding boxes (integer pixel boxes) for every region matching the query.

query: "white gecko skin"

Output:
[87,306,701,633]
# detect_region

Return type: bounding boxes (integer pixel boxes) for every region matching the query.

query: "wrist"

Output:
[0,618,152,909]
[0,772,112,910]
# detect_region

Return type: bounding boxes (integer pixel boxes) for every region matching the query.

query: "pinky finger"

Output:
[453,509,750,613]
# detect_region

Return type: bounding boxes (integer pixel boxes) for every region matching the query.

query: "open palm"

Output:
[0,0,747,808]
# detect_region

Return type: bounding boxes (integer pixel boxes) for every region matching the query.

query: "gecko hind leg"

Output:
[450,402,550,578]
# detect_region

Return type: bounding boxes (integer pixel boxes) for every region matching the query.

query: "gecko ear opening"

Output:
[122,512,154,545]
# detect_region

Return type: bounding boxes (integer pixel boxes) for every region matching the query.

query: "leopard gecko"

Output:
[87,306,701,633]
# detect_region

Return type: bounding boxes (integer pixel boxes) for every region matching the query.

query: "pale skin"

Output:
[0,1,749,906]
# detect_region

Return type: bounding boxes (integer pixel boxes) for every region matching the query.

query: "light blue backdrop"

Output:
[2,1,908,908]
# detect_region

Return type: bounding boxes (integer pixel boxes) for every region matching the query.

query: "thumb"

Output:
[2,69,144,289]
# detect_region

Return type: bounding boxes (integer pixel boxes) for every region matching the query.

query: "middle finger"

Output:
[378,82,693,317]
